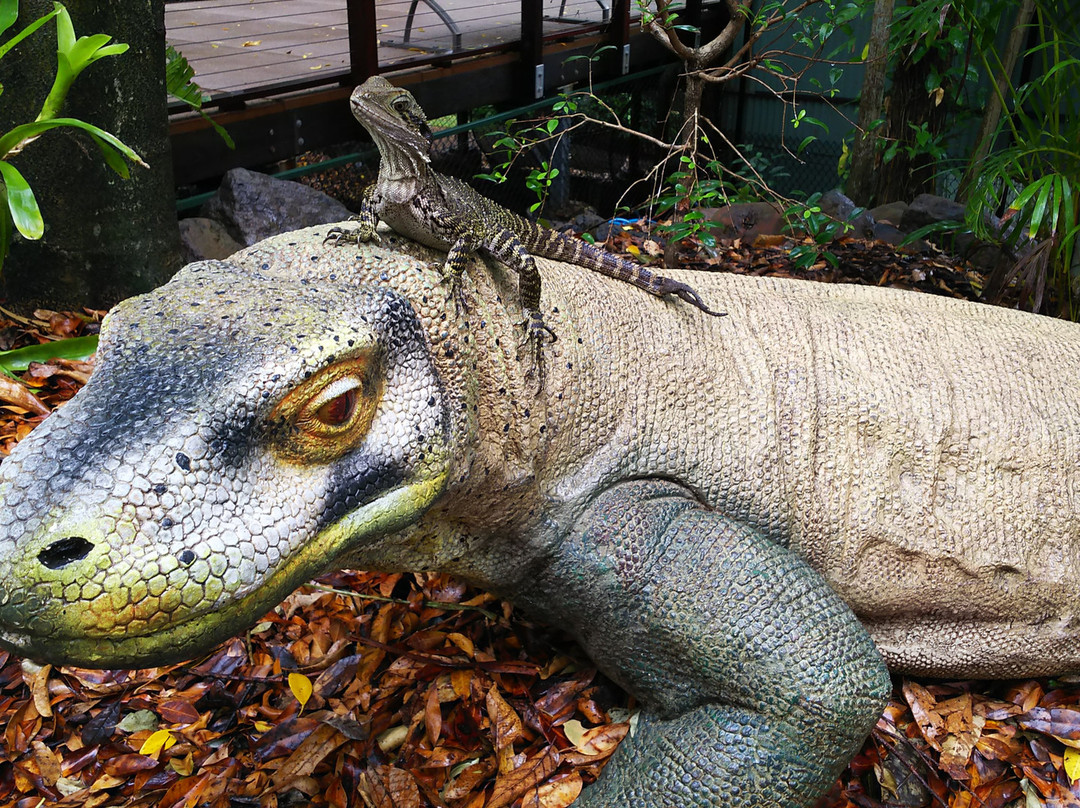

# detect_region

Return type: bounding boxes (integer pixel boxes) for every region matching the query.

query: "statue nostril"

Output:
[38,537,95,570]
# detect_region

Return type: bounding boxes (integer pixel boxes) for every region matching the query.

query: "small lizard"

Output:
[329,76,724,341]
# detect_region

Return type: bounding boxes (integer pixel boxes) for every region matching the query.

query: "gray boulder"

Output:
[201,167,351,247]
[818,190,875,240]
[178,217,244,264]
[899,194,966,233]
[868,201,908,227]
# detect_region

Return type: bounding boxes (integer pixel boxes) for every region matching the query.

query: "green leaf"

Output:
[116,709,159,734]
[0,4,60,61]
[54,3,74,53]
[165,45,204,107]
[1028,179,1053,239]
[0,0,17,37]
[0,118,145,169]
[90,133,130,179]
[0,335,98,373]
[0,161,43,239]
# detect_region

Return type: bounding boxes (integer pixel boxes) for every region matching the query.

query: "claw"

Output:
[516,309,555,393]
[325,214,380,247]
[323,226,357,246]
[434,268,470,315]
[655,277,727,317]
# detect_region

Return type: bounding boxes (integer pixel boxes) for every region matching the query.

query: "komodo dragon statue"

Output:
[0,225,1078,807]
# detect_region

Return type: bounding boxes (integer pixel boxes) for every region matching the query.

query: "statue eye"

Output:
[270,353,382,463]
[313,386,358,427]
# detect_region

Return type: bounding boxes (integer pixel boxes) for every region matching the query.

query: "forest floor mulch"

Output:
[0,231,1077,808]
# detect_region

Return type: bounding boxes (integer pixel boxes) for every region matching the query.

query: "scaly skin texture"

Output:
[1,225,1079,805]
[333,75,723,339]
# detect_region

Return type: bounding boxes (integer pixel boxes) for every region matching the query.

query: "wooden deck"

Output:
[165,0,614,97]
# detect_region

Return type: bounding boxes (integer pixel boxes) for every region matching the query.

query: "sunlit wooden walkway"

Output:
[165,0,613,97]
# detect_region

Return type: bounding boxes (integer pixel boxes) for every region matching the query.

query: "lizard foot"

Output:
[519,310,556,393]
[522,310,557,346]
[654,277,727,318]
[434,270,470,315]
[324,218,380,246]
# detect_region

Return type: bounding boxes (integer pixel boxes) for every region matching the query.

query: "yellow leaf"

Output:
[288,672,313,709]
[1066,747,1080,783]
[254,720,273,732]
[170,753,195,776]
[625,244,640,256]
[139,729,176,757]
[241,40,261,47]
[562,719,586,750]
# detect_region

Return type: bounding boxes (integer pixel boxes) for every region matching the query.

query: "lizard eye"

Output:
[392,96,410,113]
[270,353,382,463]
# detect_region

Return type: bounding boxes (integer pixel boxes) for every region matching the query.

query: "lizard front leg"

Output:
[517,479,890,807]
[325,186,381,245]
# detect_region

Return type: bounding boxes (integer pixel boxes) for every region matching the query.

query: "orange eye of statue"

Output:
[314,388,358,427]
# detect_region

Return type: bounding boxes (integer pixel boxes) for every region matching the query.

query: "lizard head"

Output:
[351,76,432,171]
[0,259,455,668]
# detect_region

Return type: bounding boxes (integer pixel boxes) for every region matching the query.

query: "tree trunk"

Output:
[845,0,896,207]
[872,46,949,205]
[0,0,180,311]
[956,0,1036,200]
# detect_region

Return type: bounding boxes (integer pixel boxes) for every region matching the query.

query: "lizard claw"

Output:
[655,278,727,317]
[325,216,380,247]
[518,310,554,393]
[324,226,360,246]
[523,310,557,345]
[435,270,470,315]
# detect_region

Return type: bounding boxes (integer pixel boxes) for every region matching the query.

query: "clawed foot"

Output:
[520,310,556,392]
[654,277,727,318]
[324,217,379,247]
[324,226,359,246]
[434,270,470,315]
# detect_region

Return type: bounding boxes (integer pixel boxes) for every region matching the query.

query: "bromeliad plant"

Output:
[965,6,1080,318]
[0,0,145,271]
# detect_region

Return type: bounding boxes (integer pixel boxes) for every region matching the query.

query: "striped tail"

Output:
[524,224,726,317]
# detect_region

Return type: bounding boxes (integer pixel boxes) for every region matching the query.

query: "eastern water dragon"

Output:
[329,76,724,341]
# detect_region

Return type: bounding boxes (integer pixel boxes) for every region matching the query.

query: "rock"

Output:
[872,222,931,252]
[703,202,785,241]
[816,190,875,240]
[900,193,1009,267]
[900,194,965,232]
[201,167,352,247]
[569,211,606,234]
[868,201,908,226]
[178,217,243,263]
[819,189,857,220]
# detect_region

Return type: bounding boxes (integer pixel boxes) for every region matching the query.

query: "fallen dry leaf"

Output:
[0,375,49,415]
